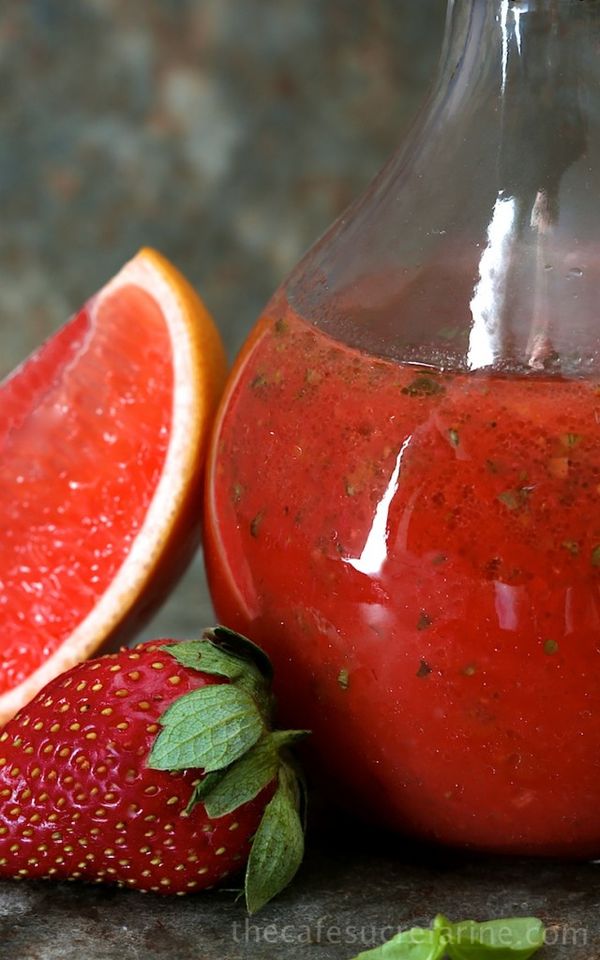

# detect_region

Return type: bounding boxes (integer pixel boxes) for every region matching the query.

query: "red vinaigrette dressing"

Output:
[205,300,600,854]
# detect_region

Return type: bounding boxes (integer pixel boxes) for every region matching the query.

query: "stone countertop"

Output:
[1,823,599,960]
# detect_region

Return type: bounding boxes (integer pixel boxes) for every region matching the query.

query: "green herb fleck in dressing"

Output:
[402,375,446,398]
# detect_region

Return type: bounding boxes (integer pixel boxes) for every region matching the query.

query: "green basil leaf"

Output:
[349,916,545,960]
[148,684,264,773]
[351,928,447,960]
[244,762,305,914]
[446,918,545,960]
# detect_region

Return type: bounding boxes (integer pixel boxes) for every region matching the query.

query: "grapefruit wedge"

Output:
[0,248,227,724]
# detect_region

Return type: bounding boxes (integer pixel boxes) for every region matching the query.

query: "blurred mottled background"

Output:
[0,0,446,635]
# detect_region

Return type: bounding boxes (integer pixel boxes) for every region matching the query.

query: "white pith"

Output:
[0,253,201,723]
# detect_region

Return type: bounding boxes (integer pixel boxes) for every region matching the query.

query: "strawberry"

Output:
[0,627,307,912]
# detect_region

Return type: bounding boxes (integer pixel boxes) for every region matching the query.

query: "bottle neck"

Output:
[286,0,600,375]
[440,0,600,76]
[437,0,595,179]
[434,0,599,371]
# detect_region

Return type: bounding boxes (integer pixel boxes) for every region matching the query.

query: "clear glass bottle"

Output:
[206,0,600,855]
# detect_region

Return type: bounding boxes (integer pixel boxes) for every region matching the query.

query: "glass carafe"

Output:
[205,0,600,855]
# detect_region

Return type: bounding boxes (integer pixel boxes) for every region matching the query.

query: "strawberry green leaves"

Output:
[204,625,274,681]
[151,628,278,774]
[161,639,245,678]
[163,628,272,684]
[245,762,306,914]
[200,730,308,819]
[350,916,545,960]
[200,737,278,818]
[161,628,273,714]
[149,628,309,913]
[148,684,265,773]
